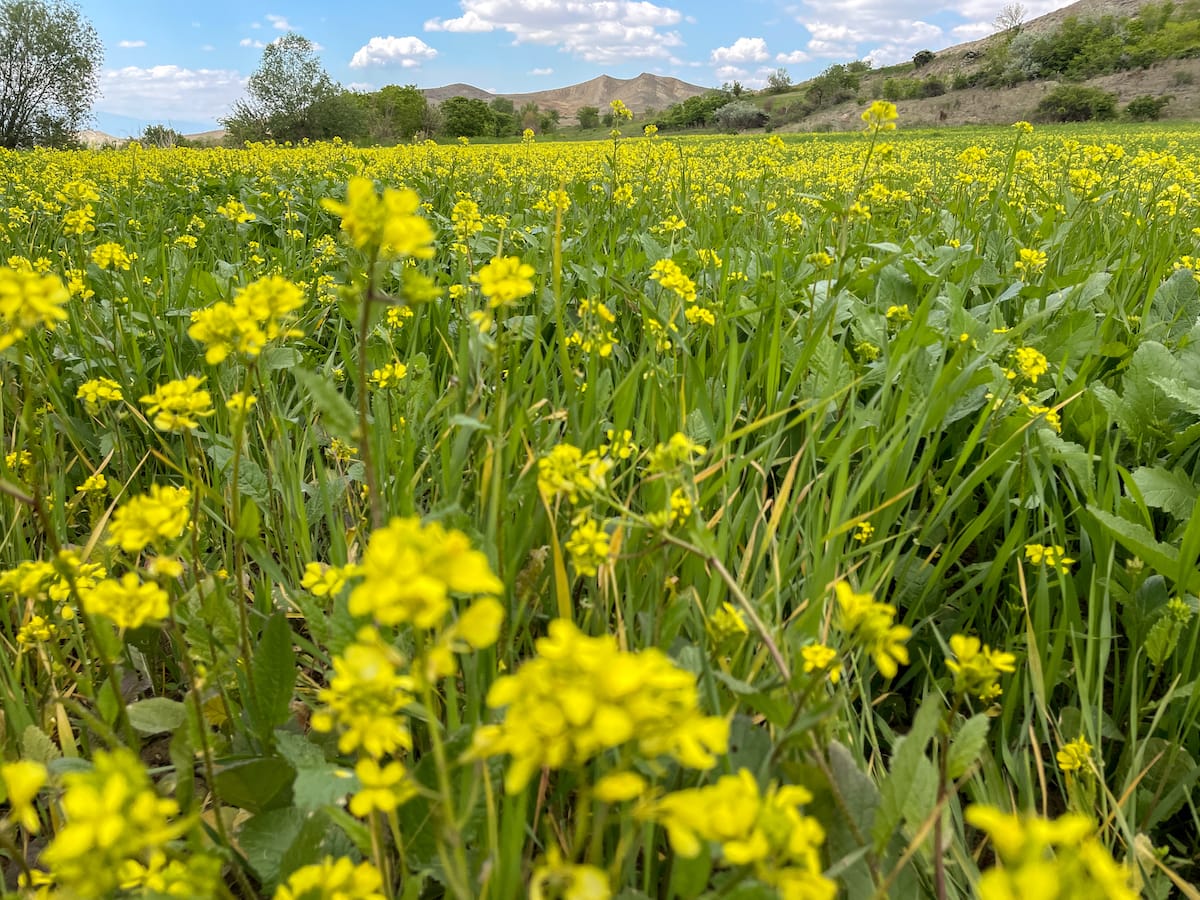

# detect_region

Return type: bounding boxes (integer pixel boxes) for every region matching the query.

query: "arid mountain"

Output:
[423,72,710,120]
[769,0,1200,131]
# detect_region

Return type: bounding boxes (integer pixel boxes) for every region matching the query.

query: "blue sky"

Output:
[82,0,1078,135]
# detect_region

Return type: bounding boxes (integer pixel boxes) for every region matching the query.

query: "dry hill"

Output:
[423,72,710,121]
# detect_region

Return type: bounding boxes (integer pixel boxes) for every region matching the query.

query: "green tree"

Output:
[577,105,600,128]
[139,124,186,148]
[363,84,428,143]
[0,0,102,148]
[912,49,936,68]
[438,96,495,138]
[221,33,356,142]
[766,68,793,93]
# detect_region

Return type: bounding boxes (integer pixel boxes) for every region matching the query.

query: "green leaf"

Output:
[261,346,304,371]
[822,741,880,899]
[21,725,61,765]
[947,714,990,780]
[126,697,188,735]
[275,729,357,813]
[1131,466,1198,520]
[668,843,711,899]
[1144,613,1183,668]
[248,613,297,741]
[1087,506,1200,594]
[237,807,306,888]
[293,367,358,441]
[214,758,295,813]
[872,694,941,853]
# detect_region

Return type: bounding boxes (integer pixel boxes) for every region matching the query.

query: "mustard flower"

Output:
[946,633,1016,702]
[0,266,70,351]
[646,432,706,474]
[41,748,186,898]
[538,443,613,504]
[473,254,536,307]
[106,484,191,553]
[801,643,842,684]
[472,618,729,792]
[1025,543,1075,574]
[1014,247,1048,276]
[861,100,898,132]
[1,759,47,832]
[349,758,417,817]
[565,516,611,577]
[347,516,503,629]
[322,176,435,260]
[311,628,416,759]
[708,602,749,643]
[76,376,123,413]
[645,769,836,899]
[274,857,386,900]
[140,376,215,432]
[649,258,697,303]
[90,242,134,271]
[966,805,1136,900]
[81,572,170,629]
[1012,346,1049,381]
[1057,736,1093,775]
[834,582,911,679]
[530,850,612,900]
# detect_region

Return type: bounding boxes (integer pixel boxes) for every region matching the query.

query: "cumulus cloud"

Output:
[266,14,291,30]
[863,20,943,66]
[529,67,554,75]
[711,37,769,65]
[97,65,247,123]
[350,36,438,69]
[951,21,995,39]
[715,65,747,80]
[240,38,265,48]
[424,1,685,64]
[118,39,146,48]
[776,50,810,64]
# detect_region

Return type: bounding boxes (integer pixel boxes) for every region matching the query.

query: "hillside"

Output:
[763,0,1200,131]
[423,73,710,121]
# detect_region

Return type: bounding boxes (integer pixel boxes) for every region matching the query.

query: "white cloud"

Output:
[711,37,768,65]
[715,65,747,80]
[863,20,943,66]
[240,38,265,48]
[425,1,685,64]
[529,67,554,75]
[350,36,438,69]
[266,14,291,30]
[118,39,146,48]
[776,49,810,64]
[201,44,216,51]
[98,65,247,123]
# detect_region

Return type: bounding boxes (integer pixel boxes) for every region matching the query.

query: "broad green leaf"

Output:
[248,613,297,741]
[947,714,990,780]
[872,694,941,852]
[668,842,711,899]
[126,697,188,735]
[237,807,306,888]
[1130,466,1198,520]
[293,367,358,441]
[214,758,294,813]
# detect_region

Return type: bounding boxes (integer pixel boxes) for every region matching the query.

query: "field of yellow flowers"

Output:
[2,109,1200,898]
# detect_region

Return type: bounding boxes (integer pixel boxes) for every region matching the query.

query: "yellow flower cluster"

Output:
[861,100,898,133]
[76,376,123,413]
[1014,247,1048,276]
[645,769,836,900]
[649,258,697,303]
[1012,346,1049,381]
[188,274,304,364]
[347,516,503,628]
[1057,735,1093,775]
[323,176,435,260]
[473,618,729,792]
[106,484,191,553]
[966,805,1135,900]
[530,850,611,900]
[90,241,134,271]
[1025,543,1075,574]
[473,254,536,307]
[81,572,170,629]
[538,443,613,504]
[0,265,70,351]
[39,748,188,898]
[834,582,911,679]
[564,516,610,576]
[274,856,386,900]
[139,375,214,432]
[946,633,1017,702]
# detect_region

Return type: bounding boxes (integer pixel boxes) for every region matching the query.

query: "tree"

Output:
[995,3,1027,33]
[714,100,768,132]
[766,68,793,94]
[362,84,428,143]
[438,96,495,138]
[577,106,600,129]
[221,33,352,142]
[139,124,186,148]
[912,49,936,68]
[0,0,102,148]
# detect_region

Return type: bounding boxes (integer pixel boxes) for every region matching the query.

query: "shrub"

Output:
[1125,94,1172,120]
[713,100,768,132]
[1034,84,1118,121]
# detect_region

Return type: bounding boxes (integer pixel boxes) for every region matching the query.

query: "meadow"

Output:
[1,108,1199,898]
